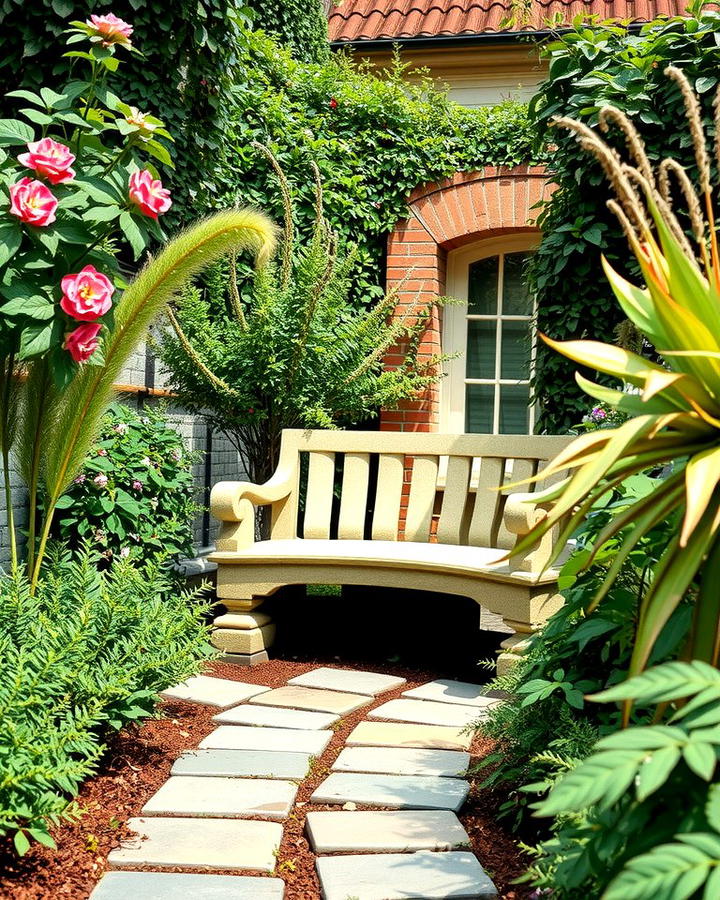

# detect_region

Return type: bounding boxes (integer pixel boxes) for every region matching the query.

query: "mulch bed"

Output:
[0,656,532,899]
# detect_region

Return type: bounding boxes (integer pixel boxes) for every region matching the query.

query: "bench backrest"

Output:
[272,430,573,549]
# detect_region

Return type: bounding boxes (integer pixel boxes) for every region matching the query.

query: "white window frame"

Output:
[441,232,540,434]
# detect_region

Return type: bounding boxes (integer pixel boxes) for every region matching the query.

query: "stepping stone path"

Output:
[92,669,501,899]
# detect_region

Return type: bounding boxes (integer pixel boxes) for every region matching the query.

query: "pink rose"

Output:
[64,322,102,363]
[60,265,115,321]
[87,13,133,46]
[9,178,58,227]
[18,138,76,185]
[128,169,172,219]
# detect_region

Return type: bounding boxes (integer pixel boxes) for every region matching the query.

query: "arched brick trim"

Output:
[381,165,555,433]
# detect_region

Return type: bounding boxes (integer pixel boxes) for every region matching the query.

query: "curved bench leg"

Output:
[212,577,284,665]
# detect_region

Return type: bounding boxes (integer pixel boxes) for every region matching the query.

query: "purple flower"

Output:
[93,473,108,488]
[591,407,607,420]
[132,479,143,491]
[74,473,86,484]
[170,448,182,462]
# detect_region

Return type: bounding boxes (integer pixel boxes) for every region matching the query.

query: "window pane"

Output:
[499,384,531,434]
[502,252,533,315]
[501,319,531,379]
[466,383,494,433]
[468,256,498,314]
[467,320,496,379]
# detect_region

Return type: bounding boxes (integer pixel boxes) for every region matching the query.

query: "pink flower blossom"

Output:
[86,13,133,46]
[9,177,58,227]
[114,423,129,434]
[93,473,108,488]
[74,473,86,484]
[132,479,143,491]
[128,169,172,219]
[60,265,115,321]
[64,322,102,363]
[125,107,157,139]
[97,448,108,456]
[18,138,76,185]
[171,448,182,462]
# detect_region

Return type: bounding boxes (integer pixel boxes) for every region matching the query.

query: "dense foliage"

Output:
[0,0,253,221]
[529,3,720,431]
[51,403,199,566]
[160,149,446,484]
[247,0,328,63]
[0,547,212,854]
[215,34,540,305]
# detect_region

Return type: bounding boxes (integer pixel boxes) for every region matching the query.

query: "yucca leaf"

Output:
[682,449,720,546]
[602,255,668,347]
[575,372,679,416]
[540,335,669,387]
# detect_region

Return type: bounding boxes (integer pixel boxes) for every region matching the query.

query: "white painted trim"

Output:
[441,231,540,434]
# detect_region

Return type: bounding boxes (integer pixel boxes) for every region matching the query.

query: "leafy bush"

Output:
[248,0,328,63]
[215,34,540,305]
[0,547,213,854]
[528,3,720,431]
[160,149,448,483]
[50,403,199,566]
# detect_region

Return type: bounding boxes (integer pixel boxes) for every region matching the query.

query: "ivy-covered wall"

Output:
[529,4,720,432]
[247,0,329,62]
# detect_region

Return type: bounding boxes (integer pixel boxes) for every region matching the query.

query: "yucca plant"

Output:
[515,67,720,682]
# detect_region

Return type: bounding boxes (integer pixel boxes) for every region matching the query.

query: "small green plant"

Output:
[50,402,200,566]
[160,146,448,483]
[0,546,214,855]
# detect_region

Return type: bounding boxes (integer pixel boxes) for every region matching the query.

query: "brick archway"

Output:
[381,165,555,432]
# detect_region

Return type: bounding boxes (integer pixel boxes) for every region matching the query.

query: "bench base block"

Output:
[218,650,270,667]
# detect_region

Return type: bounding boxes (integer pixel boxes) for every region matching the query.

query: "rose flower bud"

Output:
[18,138,76,185]
[86,13,133,47]
[9,178,58,227]
[64,322,102,363]
[125,107,158,140]
[128,169,172,219]
[60,265,115,321]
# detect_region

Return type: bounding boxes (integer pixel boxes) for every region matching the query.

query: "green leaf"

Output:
[5,90,43,107]
[683,742,717,781]
[115,489,140,517]
[119,211,146,259]
[0,293,55,320]
[0,118,34,146]
[0,222,23,267]
[74,177,122,205]
[83,206,121,224]
[696,76,717,94]
[144,139,174,169]
[636,745,681,800]
[19,320,55,359]
[54,494,75,510]
[27,827,57,849]
[54,222,94,245]
[51,0,74,16]
[591,661,720,705]
[13,830,30,856]
[20,108,53,127]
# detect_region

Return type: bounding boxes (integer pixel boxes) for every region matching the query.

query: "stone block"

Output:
[288,667,406,696]
[369,699,481,728]
[346,721,472,751]
[332,746,470,777]
[89,871,285,899]
[306,809,470,853]
[213,704,338,730]
[402,679,503,708]
[249,685,372,715]
[211,624,276,655]
[213,611,273,630]
[310,772,469,812]
[108,816,282,872]
[171,748,311,780]
[316,850,497,899]
[220,650,270,667]
[200,725,332,756]
[160,675,270,708]
[142,775,297,820]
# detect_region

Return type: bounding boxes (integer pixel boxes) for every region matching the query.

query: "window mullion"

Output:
[493,253,504,434]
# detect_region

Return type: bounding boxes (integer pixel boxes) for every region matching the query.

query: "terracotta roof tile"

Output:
[328,0,688,42]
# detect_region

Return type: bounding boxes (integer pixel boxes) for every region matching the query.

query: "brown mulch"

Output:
[0,657,531,900]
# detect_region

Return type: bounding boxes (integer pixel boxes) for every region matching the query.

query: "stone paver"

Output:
[108,816,282,872]
[316,850,498,899]
[369,698,480,728]
[402,678,504,709]
[172,748,311,780]
[200,725,332,756]
[288,666,406,696]
[332,746,470,777]
[306,809,471,853]
[89,871,284,899]
[213,704,339,730]
[142,775,297,820]
[249,685,372,714]
[346,721,472,750]
[160,675,270,709]
[310,772,469,811]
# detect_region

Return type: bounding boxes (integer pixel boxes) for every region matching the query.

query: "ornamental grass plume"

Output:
[513,67,720,686]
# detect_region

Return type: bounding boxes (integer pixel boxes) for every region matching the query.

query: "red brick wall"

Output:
[381,166,555,433]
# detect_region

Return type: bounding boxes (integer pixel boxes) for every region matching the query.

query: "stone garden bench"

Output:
[209,429,572,669]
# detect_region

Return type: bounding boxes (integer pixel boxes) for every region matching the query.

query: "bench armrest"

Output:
[210,470,295,552]
[502,491,555,574]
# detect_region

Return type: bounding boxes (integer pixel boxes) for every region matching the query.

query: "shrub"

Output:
[0,547,213,854]
[528,2,720,430]
[50,403,200,567]
[160,149,448,483]
[248,0,329,63]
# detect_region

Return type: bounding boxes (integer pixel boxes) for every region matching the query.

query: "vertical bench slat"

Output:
[338,452,370,539]
[495,458,538,550]
[437,456,472,545]
[371,453,405,541]
[468,457,505,547]
[303,451,336,539]
[405,455,439,542]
